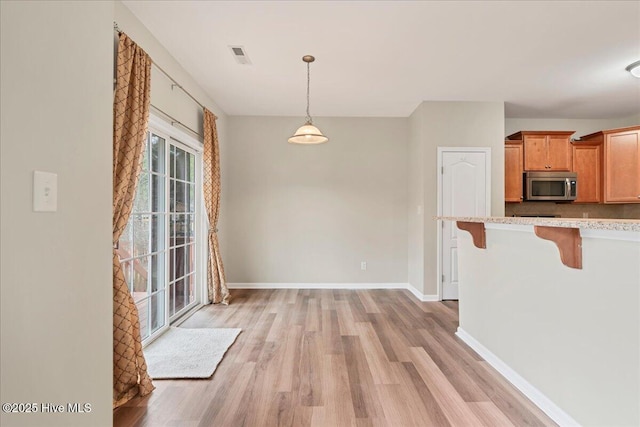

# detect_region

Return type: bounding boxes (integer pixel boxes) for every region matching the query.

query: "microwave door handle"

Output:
[565,178,571,199]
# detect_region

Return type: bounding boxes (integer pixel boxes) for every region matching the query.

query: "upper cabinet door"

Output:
[580,126,640,204]
[605,130,640,203]
[547,135,572,171]
[523,135,547,170]
[509,131,575,172]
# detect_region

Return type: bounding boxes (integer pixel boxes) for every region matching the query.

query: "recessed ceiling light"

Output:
[626,60,640,78]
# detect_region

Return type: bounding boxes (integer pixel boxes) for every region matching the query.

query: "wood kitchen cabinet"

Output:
[571,141,602,203]
[507,131,574,171]
[580,126,640,204]
[505,140,524,202]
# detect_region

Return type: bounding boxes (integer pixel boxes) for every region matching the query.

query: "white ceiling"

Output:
[123,1,640,119]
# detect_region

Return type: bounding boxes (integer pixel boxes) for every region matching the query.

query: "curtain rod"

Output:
[114,21,206,111]
[150,104,204,139]
[152,62,205,110]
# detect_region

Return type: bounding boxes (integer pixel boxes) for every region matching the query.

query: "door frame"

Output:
[142,114,206,346]
[436,147,492,301]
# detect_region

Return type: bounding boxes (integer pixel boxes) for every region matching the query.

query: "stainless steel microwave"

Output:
[525,172,577,201]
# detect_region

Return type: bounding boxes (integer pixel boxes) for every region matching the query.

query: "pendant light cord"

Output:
[306,61,312,124]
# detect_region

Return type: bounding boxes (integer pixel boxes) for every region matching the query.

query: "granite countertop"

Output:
[436,216,640,232]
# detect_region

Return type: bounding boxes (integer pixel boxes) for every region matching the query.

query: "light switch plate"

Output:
[33,171,58,212]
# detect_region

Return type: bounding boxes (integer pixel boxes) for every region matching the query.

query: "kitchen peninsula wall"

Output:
[505,201,640,219]
[446,216,640,426]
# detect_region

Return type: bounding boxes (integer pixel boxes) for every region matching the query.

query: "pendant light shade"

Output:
[626,60,640,78]
[289,55,328,144]
[288,122,329,144]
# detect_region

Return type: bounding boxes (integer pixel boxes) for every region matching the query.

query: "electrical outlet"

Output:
[361,261,367,271]
[582,212,589,218]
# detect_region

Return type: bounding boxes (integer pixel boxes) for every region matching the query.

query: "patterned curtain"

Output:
[112,32,154,408]
[203,109,230,304]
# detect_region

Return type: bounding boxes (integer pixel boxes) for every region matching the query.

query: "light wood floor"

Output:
[114,289,556,427]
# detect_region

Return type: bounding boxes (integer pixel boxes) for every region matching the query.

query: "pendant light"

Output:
[288,55,329,144]
[626,60,640,78]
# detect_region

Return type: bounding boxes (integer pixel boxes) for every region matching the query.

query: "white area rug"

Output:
[144,327,241,379]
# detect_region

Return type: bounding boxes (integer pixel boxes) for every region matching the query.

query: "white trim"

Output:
[227,283,438,301]
[228,282,408,290]
[149,113,202,152]
[406,284,439,302]
[436,147,492,301]
[136,130,171,345]
[455,327,580,427]
[145,115,206,333]
[194,139,207,308]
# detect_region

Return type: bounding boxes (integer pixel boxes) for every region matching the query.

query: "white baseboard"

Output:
[455,327,580,427]
[406,284,439,302]
[228,282,407,290]
[227,282,439,302]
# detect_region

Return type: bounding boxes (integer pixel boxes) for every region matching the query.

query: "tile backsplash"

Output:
[505,202,640,219]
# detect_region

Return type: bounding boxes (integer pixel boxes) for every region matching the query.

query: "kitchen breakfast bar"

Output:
[438,216,640,426]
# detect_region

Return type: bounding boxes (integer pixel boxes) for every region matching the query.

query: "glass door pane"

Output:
[118,129,200,343]
[118,132,167,342]
[169,144,197,320]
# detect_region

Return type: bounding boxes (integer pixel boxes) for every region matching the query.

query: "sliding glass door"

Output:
[168,144,197,318]
[118,128,201,342]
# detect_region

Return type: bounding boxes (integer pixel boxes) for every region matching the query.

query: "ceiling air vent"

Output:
[229,45,251,65]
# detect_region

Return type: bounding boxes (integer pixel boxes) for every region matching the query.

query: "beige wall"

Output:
[0,1,113,426]
[114,1,230,251]
[407,105,425,293]
[458,227,640,426]
[408,101,505,296]
[225,116,408,284]
[505,114,640,139]
[421,101,506,216]
[114,1,226,135]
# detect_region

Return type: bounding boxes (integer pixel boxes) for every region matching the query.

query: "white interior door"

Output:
[440,149,490,300]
